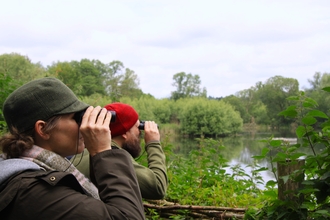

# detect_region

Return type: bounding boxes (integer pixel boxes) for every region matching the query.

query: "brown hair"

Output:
[0,115,62,158]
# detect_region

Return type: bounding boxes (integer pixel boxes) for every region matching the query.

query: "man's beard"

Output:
[122,135,141,158]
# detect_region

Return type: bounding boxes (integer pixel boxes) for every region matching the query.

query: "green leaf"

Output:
[291,152,306,160]
[278,105,297,117]
[296,126,306,138]
[254,167,269,172]
[321,86,330,93]
[270,140,282,147]
[280,175,290,184]
[304,97,318,107]
[286,96,299,101]
[321,171,330,180]
[301,116,317,125]
[315,210,329,214]
[302,180,315,185]
[278,109,297,117]
[306,110,328,119]
[272,152,288,162]
[303,102,316,108]
[251,155,265,160]
[265,180,277,187]
[261,147,270,156]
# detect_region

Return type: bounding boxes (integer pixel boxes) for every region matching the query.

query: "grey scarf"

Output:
[20,145,100,200]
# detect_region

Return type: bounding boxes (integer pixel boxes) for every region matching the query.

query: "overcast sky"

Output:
[1,0,329,98]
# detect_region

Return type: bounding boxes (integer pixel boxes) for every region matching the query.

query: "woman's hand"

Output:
[80,106,112,156]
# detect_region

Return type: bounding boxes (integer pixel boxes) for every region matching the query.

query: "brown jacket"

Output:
[0,149,145,220]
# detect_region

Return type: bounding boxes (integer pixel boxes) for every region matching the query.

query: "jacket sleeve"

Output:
[90,149,145,219]
[134,141,168,200]
[3,149,145,220]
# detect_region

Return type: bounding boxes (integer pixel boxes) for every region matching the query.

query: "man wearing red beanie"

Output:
[74,102,168,200]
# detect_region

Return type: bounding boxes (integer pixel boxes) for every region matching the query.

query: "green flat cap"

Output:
[3,77,89,133]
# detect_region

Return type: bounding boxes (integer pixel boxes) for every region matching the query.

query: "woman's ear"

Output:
[34,120,50,140]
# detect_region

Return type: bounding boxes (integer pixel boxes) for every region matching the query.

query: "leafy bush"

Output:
[247,89,330,219]
[176,97,243,136]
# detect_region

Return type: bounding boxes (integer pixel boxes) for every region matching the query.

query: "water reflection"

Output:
[171,130,298,189]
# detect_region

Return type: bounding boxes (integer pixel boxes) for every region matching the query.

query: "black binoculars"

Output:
[74,109,116,126]
[138,121,158,130]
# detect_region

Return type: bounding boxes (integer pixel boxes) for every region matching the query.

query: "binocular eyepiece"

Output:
[74,109,116,126]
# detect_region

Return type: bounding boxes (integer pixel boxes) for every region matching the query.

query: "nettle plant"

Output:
[250,89,330,219]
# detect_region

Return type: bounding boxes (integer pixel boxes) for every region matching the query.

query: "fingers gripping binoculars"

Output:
[138,121,159,130]
[73,109,116,126]
[74,109,157,131]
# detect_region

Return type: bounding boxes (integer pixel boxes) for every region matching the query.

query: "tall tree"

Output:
[257,75,299,128]
[47,61,82,94]
[305,72,330,115]
[103,60,123,100]
[171,72,207,100]
[119,68,142,98]
[47,59,106,96]
[0,53,46,83]
[75,59,106,96]
[103,61,141,101]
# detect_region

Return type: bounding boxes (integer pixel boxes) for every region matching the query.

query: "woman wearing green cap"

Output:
[0,77,145,219]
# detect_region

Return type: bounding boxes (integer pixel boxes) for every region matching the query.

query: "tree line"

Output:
[1,52,329,136]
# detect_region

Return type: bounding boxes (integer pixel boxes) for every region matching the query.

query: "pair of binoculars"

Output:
[74,109,157,131]
[138,121,159,130]
[73,109,116,126]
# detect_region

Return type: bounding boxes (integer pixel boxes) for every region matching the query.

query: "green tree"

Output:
[222,95,249,123]
[171,72,207,100]
[0,73,19,132]
[233,86,269,125]
[119,68,143,98]
[73,59,106,96]
[177,97,242,136]
[0,53,46,83]
[47,61,83,95]
[257,75,299,129]
[103,61,142,101]
[47,59,106,96]
[305,72,330,116]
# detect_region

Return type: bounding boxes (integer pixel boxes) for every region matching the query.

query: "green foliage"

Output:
[222,95,251,123]
[305,72,330,116]
[102,60,143,100]
[248,90,330,219]
[0,53,46,84]
[139,136,275,219]
[47,59,106,96]
[177,97,243,136]
[257,75,299,128]
[171,72,207,100]
[46,59,143,99]
[119,96,157,122]
[0,73,21,134]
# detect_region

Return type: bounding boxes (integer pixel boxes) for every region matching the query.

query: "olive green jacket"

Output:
[73,141,168,200]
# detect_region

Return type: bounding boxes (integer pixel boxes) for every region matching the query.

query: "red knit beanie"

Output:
[104,102,139,137]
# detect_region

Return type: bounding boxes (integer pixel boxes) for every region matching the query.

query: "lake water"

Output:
[168,129,298,189]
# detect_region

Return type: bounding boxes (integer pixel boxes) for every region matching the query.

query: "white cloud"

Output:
[1,0,330,98]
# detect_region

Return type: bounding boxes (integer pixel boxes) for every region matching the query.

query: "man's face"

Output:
[122,120,141,158]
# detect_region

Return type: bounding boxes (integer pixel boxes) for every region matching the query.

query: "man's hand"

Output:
[143,121,160,144]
